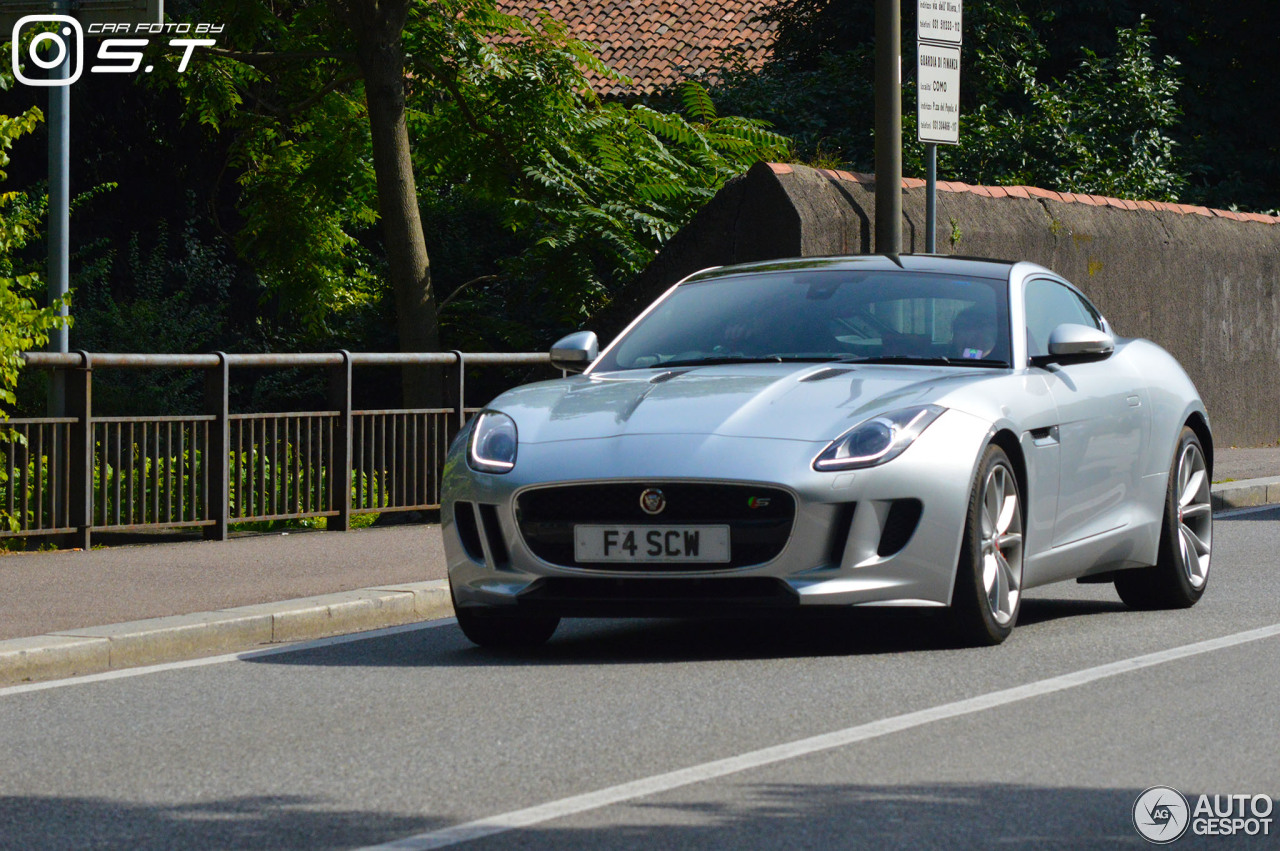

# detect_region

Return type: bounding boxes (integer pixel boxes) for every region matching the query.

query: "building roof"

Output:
[495,0,778,97]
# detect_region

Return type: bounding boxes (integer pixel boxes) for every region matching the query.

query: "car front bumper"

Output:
[442,408,993,616]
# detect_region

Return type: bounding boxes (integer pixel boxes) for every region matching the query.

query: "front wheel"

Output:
[1115,427,1211,609]
[948,445,1025,646]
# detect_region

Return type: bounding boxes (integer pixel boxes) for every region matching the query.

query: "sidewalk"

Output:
[1,449,1277,686]
[0,525,453,685]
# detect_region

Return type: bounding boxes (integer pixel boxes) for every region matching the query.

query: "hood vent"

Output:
[649,369,692,384]
[801,367,854,383]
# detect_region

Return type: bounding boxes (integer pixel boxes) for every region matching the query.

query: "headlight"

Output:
[813,405,945,471]
[468,411,518,473]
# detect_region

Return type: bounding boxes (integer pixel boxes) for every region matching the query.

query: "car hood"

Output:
[489,363,999,443]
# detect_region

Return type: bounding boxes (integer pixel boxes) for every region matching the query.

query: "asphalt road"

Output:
[2,509,1278,850]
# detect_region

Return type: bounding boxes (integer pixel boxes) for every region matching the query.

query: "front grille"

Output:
[516,482,795,570]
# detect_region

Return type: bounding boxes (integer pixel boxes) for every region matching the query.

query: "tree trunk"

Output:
[338,0,440,406]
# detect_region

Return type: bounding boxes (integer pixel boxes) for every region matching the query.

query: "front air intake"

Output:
[877,499,923,557]
[453,502,484,562]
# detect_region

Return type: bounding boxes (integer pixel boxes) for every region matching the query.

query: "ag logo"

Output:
[1133,786,1190,844]
[639,488,666,515]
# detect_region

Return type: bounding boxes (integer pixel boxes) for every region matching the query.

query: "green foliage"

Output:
[402,2,790,342]
[1,75,69,531]
[1,79,69,415]
[710,1,1188,202]
[71,221,237,415]
[165,0,789,346]
[918,19,1185,201]
[154,1,379,333]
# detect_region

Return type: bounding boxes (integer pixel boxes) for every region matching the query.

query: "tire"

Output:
[454,604,560,650]
[1115,427,1211,610]
[948,445,1025,646]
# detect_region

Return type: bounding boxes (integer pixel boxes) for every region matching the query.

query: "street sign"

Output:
[916,0,962,47]
[917,42,960,145]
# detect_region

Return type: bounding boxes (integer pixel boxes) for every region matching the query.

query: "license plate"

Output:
[573,525,730,563]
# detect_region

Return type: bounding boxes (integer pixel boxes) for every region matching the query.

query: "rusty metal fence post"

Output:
[328,350,353,531]
[65,352,92,550]
[204,352,229,541]
[450,351,467,437]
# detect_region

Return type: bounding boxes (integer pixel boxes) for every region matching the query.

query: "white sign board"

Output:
[917,43,961,145]
[917,0,962,46]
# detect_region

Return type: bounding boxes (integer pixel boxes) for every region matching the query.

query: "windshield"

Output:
[592,269,1012,372]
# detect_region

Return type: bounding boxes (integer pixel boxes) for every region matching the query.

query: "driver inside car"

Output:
[950,305,997,359]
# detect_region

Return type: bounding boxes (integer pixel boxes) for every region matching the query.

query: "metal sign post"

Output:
[45,0,71,417]
[2,1,164,415]
[916,0,962,254]
[874,0,902,255]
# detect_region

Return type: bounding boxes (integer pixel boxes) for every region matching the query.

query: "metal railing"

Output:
[1,351,552,548]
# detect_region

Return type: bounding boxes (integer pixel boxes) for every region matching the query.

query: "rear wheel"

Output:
[1115,427,1211,609]
[949,445,1024,646]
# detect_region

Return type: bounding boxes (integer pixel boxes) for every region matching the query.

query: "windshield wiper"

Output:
[657,354,863,368]
[838,355,1010,368]
[656,355,783,367]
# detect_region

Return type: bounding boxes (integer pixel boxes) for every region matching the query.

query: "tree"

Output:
[709,0,1188,202]
[1,79,68,412]
[1,76,69,530]
[163,0,788,399]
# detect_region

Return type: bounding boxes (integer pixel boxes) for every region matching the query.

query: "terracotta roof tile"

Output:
[496,0,778,96]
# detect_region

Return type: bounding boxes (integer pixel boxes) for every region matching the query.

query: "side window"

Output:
[1024,279,1102,357]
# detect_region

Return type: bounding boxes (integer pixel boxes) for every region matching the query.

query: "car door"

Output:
[1024,277,1149,547]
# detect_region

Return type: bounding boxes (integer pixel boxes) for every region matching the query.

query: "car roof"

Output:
[685,254,1022,283]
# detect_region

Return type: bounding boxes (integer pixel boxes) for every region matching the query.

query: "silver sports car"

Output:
[442,255,1212,647]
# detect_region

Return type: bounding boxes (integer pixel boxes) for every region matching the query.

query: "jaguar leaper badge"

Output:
[639,488,667,515]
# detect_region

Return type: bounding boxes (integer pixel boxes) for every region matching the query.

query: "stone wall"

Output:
[591,162,1280,447]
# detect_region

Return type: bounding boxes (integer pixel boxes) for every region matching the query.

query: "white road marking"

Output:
[0,618,458,698]
[357,622,1280,850]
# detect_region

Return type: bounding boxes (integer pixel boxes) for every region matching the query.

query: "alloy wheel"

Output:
[1175,442,1212,588]
[980,463,1024,625]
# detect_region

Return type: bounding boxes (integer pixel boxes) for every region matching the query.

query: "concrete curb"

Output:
[0,580,454,686]
[1211,476,1280,512]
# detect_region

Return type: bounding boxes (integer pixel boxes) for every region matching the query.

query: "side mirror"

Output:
[550,330,599,373]
[1034,323,1114,366]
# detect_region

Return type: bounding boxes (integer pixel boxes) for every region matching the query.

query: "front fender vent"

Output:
[453,502,484,563]
[877,499,923,558]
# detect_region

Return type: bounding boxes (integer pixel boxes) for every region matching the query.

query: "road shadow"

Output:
[1017,596,1129,627]
[2,782,1256,850]
[250,594,1132,670]
[448,781,1263,851]
[1217,507,1280,521]
[0,793,440,851]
